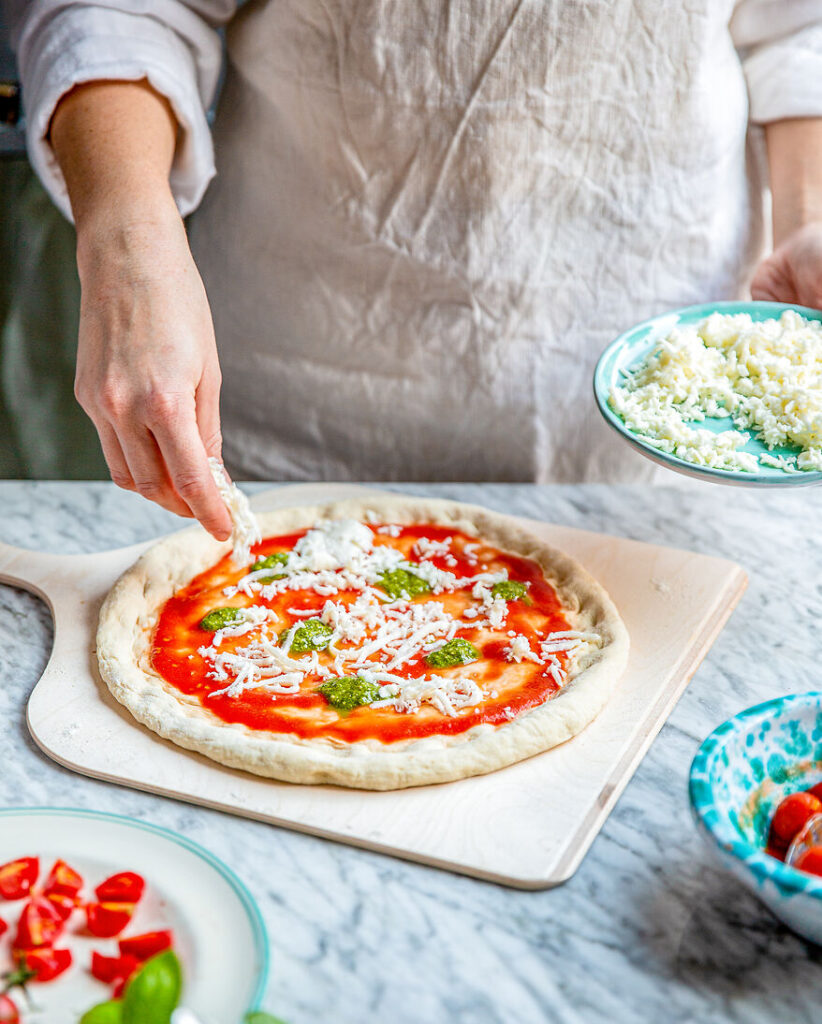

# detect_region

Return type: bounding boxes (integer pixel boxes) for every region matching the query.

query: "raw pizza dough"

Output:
[96,496,629,789]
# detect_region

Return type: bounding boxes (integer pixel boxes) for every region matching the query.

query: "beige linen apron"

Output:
[188,0,763,482]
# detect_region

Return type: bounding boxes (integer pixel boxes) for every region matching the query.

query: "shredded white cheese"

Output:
[608,310,822,474]
[208,458,262,566]
[505,634,543,664]
[194,518,595,718]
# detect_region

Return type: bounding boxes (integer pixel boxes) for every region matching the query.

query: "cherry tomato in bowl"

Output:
[770,792,822,846]
[794,845,822,877]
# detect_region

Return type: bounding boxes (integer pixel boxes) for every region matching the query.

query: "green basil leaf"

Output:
[79,1001,124,1024]
[121,950,182,1024]
[244,1013,289,1024]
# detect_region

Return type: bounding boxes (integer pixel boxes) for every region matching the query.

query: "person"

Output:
[8,0,822,541]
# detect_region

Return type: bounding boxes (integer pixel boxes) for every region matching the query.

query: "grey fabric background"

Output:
[0,157,106,478]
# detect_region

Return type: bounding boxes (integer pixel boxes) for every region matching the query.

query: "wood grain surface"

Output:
[0,484,747,888]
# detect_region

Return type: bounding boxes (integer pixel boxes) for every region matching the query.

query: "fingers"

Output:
[750,254,797,304]
[195,361,223,460]
[116,422,195,520]
[141,391,232,540]
[96,421,136,493]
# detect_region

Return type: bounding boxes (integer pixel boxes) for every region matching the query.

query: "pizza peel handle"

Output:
[0,539,154,760]
[0,539,152,609]
[0,539,68,603]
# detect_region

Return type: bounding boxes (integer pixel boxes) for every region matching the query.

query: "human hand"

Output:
[73,197,232,540]
[751,222,822,310]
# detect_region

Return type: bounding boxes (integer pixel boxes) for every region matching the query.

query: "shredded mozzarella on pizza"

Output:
[505,634,543,664]
[208,458,262,566]
[194,518,591,718]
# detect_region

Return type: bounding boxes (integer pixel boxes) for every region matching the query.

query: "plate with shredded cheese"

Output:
[594,301,822,485]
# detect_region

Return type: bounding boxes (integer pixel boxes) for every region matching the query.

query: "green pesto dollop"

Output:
[425,638,480,669]
[200,607,245,632]
[491,580,530,602]
[317,675,382,712]
[378,567,432,600]
[280,618,334,653]
[250,551,289,582]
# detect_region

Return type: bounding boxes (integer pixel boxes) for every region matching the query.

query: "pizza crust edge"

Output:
[96,496,629,790]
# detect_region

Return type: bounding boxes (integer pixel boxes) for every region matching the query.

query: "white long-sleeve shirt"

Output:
[9,0,822,481]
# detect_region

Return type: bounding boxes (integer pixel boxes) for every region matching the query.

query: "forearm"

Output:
[50,79,182,260]
[765,117,822,246]
[48,77,231,538]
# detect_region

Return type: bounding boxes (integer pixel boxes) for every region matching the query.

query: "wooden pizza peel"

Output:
[0,483,746,888]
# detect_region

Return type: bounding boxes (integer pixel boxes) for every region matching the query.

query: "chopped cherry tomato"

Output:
[14,896,64,949]
[43,859,83,898]
[0,858,39,901]
[795,845,822,877]
[771,792,822,844]
[113,973,131,998]
[45,892,77,921]
[118,930,173,961]
[90,950,140,984]
[95,871,145,904]
[0,994,18,1024]
[86,901,135,938]
[0,916,7,938]
[21,946,73,983]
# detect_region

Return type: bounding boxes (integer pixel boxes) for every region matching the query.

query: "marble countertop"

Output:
[1,480,821,1024]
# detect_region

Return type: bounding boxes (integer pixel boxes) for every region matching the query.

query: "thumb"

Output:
[750,252,797,304]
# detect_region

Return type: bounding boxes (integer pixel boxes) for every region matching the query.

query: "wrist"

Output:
[765,118,822,246]
[75,187,184,281]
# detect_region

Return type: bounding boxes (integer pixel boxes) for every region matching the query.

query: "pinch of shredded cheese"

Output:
[208,458,262,566]
[608,310,822,474]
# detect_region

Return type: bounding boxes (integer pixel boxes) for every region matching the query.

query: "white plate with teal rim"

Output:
[594,301,822,487]
[690,693,822,944]
[0,808,268,1023]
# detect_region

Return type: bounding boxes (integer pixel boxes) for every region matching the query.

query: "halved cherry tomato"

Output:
[86,901,135,938]
[14,896,64,949]
[112,973,132,998]
[21,946,73,983]
[94,871,145,904]
[90,950,140,985]
[795,844,822,877]
[45,892,77,921]
[0,994,18,1024]
[118,930,173,962]
[771,792,822,844]
[0,858,39,901]
[43,859,83,899]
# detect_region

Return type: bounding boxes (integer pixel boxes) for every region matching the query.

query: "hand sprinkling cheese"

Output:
[207,457,262,566]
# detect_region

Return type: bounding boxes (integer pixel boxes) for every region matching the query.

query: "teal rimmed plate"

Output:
[690,693,822,944]
[0,807,269,1022]
[594,301,822,486]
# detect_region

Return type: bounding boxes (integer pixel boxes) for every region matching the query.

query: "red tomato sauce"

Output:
[151,525,573,744]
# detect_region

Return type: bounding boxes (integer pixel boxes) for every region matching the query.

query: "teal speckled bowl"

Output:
[690,693,822,943]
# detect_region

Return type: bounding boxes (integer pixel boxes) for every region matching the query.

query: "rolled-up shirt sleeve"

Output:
[8,0,232,220]
[732,0,822,124]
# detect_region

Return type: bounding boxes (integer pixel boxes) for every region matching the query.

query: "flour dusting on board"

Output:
[208,458,261,566]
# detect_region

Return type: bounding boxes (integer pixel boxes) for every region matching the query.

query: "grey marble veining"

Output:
[2,480,822,1024]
